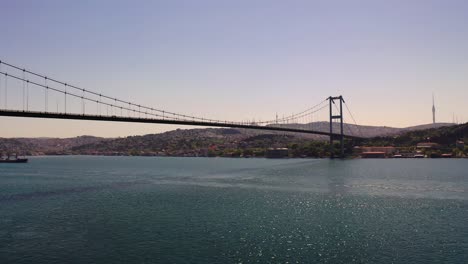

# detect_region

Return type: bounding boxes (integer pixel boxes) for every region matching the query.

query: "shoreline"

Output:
[21,154,468,159]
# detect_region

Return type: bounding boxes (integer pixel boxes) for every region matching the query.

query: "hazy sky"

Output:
[1,0,467,138]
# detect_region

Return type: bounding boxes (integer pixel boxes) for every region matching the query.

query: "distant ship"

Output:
[0,154,28,163]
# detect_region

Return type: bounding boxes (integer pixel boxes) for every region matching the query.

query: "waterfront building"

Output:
[354,146,396,156]
[361,152,386,158]
[266,148,289,158]
[416,142,440,149]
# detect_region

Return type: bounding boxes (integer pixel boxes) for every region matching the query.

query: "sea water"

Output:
[0,156,467,263]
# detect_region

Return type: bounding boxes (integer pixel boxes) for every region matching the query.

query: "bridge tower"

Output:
[328,96,345,159]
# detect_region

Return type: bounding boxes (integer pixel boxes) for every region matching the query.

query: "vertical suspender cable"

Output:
[309,113,312,131]
[343,102,362,138]
[22,69,25,111]
[82,89,85,115]
[64,84,67,114]
[4,73,7,109]
[44,77,48,112]
[0,63,2,109]
[26,80,29,111]
[45,77,48,112]
[98,94,101,116]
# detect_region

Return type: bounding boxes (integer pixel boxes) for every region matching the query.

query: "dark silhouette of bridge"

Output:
[0,60,362,157]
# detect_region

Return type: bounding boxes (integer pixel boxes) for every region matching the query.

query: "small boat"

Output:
[0,154,28,163]
[0,158,28,163]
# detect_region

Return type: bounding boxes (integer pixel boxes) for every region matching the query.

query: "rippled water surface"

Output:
[0,156,467,263]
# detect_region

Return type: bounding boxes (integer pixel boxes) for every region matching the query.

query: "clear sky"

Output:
[1,0,467,138]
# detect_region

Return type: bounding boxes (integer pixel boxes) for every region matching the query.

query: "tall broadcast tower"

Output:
[432,93,436,124]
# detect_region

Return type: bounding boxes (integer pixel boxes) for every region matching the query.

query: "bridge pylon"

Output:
[328,95,345,159]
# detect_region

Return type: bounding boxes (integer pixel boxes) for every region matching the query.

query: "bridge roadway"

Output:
[0,110,362,139]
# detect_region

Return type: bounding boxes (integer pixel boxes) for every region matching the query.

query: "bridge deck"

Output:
[0,110,361,139]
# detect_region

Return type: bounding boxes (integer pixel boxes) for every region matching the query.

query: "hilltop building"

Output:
[456,140,465,149]
[432,93,436,124]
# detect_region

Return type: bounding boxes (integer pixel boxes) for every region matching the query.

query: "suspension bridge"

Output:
[0,60,363,158]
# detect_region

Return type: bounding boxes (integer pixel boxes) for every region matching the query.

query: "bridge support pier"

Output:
[328,96,345,159]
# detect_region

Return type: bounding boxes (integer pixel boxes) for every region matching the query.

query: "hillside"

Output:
[0,122,460,156]
[0,136,109,155]
[71,128,249,156]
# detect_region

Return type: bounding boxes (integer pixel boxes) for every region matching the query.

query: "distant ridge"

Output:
[266,122,454,138]
[363,122,468,147]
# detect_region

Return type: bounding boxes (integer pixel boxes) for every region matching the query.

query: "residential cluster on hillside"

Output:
[357,122,468,158]
[355,140,466,158]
